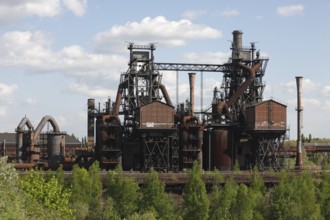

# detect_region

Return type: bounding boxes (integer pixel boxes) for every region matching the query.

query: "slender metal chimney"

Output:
[295,76,303,168]
[188,72,196,114]
[87,98,95,147]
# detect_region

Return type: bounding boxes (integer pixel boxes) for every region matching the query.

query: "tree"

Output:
[249,166,266,219]
[0,156,69,219]
[318,170,330,219]
[106,165,140,219]
[19,169,73,219]
[55,166,65,186]
[70,164,90,219]
[87,161,103,219]
[268,170,323,220]
[140,168,176,219]
[209,176,238,220]
[182,161,209,220]
[101,197,120,220]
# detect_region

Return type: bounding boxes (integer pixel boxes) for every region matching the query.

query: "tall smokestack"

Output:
[87,98,95,148]
[232,30,243,59]
[188,72,196,114]
[295,76,303,168]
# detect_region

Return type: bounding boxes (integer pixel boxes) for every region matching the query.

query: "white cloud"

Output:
[0,0,61,25]
[220,8,239,17]
[68,83,116,98]
[0,83,18,97]
[62,0,87,17]
[302,78,318,91]
[0,107,7,117]
[323,85,330,96]
[25,0,62,17]
[183,51,230,64]
[303,98,321,107]
[93,16,222,52]
[281,78,318,94]
[277,5,304,17]
[0,0,88,25]
[182,10,206,20]
[324,100,330,110]
[0,83,18,117]
[26,97,37,105]
[0,31,126,81]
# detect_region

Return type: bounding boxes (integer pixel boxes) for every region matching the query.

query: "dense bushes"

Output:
[1,158,330,220]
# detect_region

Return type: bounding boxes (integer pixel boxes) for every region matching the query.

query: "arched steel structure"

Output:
[16,117,34,162]
[33,115,60,145]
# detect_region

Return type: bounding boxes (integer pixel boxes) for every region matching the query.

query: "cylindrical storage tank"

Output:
[48,133,65,169]
[87,98,95,147]
[211,130,231,171]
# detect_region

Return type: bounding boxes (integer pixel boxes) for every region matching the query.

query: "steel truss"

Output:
[254,134,287,171]
[141,130,179,171]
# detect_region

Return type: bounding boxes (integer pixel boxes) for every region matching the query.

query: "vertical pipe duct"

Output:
[87,99,95,148]
[188,72,196,114]
[295,76,303,168]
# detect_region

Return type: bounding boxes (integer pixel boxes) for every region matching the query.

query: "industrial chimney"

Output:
[188,72,196,114]
[295,76,303,168]
[87,98,95,148]
[232,30,243,59]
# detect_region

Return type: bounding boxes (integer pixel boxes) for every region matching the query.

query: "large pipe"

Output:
[17,117,34,132]
[34,115,60,145]
[215,62,261,120]
[114,80,128,116]
[215,101,232,121]
[16,117,34,162]
[227,62,261,107]
[296,76,303,168]
[188,72,196,114]
[159,83,173,107]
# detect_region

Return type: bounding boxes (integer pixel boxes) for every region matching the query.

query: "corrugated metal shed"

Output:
[136,101,174,129]
[246,99,286,131]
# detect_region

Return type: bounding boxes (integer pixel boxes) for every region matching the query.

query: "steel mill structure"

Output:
[14,115,68,169]
[86,30,287,171]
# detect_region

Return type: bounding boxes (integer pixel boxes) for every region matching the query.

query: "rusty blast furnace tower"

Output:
[88,30,287,171]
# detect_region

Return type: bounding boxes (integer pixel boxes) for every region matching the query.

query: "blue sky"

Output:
[0,0,329,140]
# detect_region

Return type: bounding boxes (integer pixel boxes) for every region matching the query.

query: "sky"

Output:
[0,0,329,140]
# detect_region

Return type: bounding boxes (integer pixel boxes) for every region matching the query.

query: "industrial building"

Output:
[86,30,287,171]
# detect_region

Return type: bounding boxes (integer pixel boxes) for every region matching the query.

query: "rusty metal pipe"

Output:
[114,80,128,116]
[159,83,173,107]
[296,76,303,168]
[216,101,232,121]
[102,115,121,125]
[188,72,196,114]
[17,117,34,132]
[182,115,200,126]
[114,87,123,116]
[16,117,34,163]
[227,62,261,107]
[34,115,60,143]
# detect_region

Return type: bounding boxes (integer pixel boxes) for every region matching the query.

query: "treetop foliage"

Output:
[1,159,330,219]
